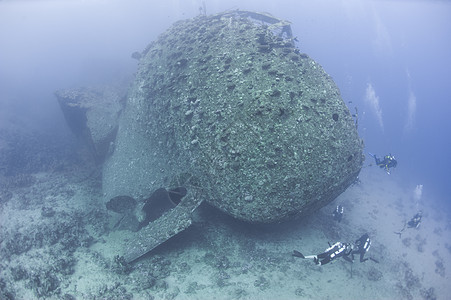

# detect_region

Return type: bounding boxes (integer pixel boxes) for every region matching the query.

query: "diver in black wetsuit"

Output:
[293,241,352,265]
[368,153,397,174]
[394,211,422,238]
[407,212,422,229]
[332,205,344,222]
[350,233,372,263]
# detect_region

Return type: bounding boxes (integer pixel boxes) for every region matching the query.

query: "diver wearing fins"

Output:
[368,152,397,174]
[350,233,379,263]
[394,211,422,238]
[332,205,344,222]
[293,241,352,265]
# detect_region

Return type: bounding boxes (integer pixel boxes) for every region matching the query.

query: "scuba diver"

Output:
[293,241,352,265]
[368,153,397,174]
[332,205,344,223]
[394,211,422,238]
[350,233,378,263]
[407,211,422,228]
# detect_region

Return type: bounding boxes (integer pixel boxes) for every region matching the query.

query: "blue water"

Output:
[1,0,450,209]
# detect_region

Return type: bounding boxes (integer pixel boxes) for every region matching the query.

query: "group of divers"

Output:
[292,152,423,266]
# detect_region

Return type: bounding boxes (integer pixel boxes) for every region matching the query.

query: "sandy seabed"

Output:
[0,165,450,299]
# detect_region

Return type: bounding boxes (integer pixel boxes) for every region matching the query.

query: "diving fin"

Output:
[292,250,305,258]
[394,221,407,238]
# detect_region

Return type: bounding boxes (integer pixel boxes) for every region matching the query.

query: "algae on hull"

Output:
[103,10,364,223]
